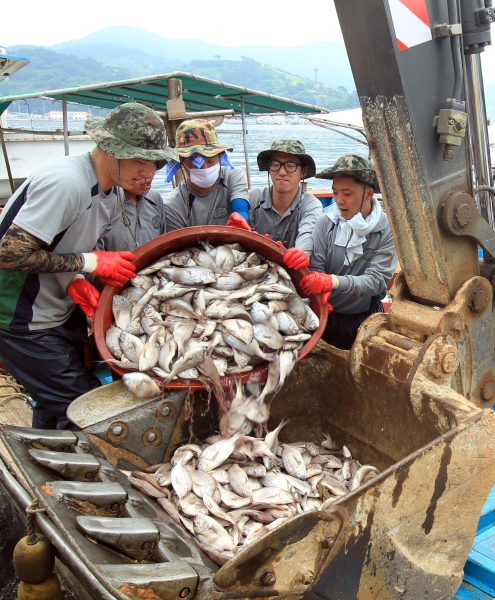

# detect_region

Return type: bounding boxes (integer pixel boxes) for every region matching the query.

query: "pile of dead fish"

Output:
[125,423,380,566]
[106,241,318,417]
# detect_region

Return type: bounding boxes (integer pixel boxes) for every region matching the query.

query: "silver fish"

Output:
[161,298,203,321]
[265,417,289,454]
[178,367,200,379]
[131,275,154,290]
[112,295,133,331]
[173,320,197,358]
[158,339,177,373]
[131,285,158,320]
[211,273,246,291]
[141,304,162,336]
[267,300,289,314]
[171,457,193,499]
[121,286,146,303]
[106,325,123,358]
[280,444,307,480]
[246,252,261,266]
[193,289,206,315]
[217,484,252,509]
[122,372,161,398]
[304,305,319,331]
[250,301,273,326]
[191,250,223,274]
[197,354,225,402]
[162,347,206,385]
[198,433,244,472]
[251,487,294,505]
[152,282,197,301]
[253,324,286,350]
[221,328,277,362]
[233,264,269,281]
[228,463,253,499]
[120,331,144,362]
[215,246,235,272]
[170,250,195,267]
[222,319,254,344]
[137,258,171,275]
[276,350,298,392]
[139,327,162,372]
[225,283,259,301]
[349,465,379,491]
[243,293,263,306]
[275,311,300,335]
[193,514,235,553]
[161,266,217,286]
[232,250,247,265]
[287,294,308,327]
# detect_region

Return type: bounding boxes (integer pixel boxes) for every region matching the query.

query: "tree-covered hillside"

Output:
[2,47,132,95]
[2,47,358,112]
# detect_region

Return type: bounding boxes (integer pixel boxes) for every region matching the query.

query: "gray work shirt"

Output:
[164,166,249,231]
[249,187,322,258]
[310,210,398,314]
[95,189,165,251]
[0,153,119,331]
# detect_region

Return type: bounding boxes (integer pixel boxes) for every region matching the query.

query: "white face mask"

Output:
[188,162,220,187]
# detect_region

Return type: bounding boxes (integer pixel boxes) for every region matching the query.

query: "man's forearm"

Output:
[0,224,84,273]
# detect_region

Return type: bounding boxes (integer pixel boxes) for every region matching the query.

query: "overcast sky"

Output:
[3,0,495,83]
[1,0,344,47]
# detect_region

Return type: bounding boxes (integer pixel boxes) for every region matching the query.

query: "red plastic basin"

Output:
[94,226,328,389]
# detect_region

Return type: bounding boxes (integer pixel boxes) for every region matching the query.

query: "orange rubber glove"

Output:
[226,212,251,231]
[67,276,100,320]
[81,251,136,286]
[283,248,310,270]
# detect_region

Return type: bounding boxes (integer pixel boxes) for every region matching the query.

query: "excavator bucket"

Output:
[1,324,494,600]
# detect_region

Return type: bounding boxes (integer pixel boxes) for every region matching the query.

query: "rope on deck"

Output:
[0,368,34,408]
[26,497,46,545]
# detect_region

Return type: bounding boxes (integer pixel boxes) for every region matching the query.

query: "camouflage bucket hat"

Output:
[316,154,378,190]
[257,140,316,179]
[84,102,178,169]
[175,119,232,158]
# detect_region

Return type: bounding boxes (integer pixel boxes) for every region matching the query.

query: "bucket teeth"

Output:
[3,426,77,451]
[45,482,127,514]
[98,562,199,597]
[29,449,100,482]
[76,516,159,561]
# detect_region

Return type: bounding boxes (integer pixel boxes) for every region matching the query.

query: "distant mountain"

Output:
[2,47,358,113]
[3,46,132,94]
[50,25,355,90]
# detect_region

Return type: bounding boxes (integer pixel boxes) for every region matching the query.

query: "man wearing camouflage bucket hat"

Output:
[300,154,398,350]
[0,102,176,429]
[164,119,250,230]
[245,140,322,270]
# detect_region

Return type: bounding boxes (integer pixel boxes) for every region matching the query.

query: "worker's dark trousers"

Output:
[322,295,384,350]
[0,308,100,430]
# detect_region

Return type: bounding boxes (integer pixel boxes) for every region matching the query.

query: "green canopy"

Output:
[0,71,329,116]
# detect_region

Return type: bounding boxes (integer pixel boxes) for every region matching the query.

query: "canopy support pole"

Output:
[62,95,69,156]
[0,130,16,194]
[240,97,251,189]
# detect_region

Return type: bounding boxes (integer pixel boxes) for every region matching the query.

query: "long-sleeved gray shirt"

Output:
[249,187,322,258]
[164,167,249,230]
[310,211,398,314]
[95,189,165,252]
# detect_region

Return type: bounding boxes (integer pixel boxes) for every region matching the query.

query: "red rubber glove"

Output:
[81,251,136,286]
[322,291,333,313]
[67,277,100,320]
[300,272,334,295]
[226,212,250,231]
[283,248,310,270]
